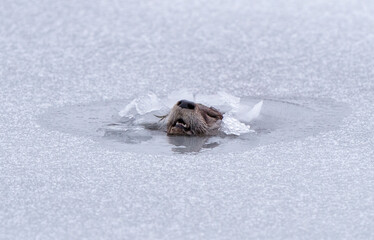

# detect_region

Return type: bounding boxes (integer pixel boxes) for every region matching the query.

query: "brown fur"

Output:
[166,101,223,136]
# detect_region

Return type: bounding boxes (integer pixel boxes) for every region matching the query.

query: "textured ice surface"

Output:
[1,0,374,239]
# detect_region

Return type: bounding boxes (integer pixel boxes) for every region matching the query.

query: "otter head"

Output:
[167,100,223,136]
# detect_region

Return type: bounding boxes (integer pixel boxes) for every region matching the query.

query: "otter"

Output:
[165,100,223,136]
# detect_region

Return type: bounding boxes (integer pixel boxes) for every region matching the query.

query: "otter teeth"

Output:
[176,122,187,128]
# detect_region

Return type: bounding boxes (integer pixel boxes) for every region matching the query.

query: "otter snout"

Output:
[177,100,196,110]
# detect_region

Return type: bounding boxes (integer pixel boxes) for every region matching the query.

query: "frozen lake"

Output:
[1,0,374,239]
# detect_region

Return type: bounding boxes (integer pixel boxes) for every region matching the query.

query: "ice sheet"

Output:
[1,0,374,239]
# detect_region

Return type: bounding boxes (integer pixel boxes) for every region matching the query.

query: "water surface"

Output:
[38,95,348,154]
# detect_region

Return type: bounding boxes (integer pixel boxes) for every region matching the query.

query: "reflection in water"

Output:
[168,136,220,153]
[102,123,221,153]
[103,127,153,144]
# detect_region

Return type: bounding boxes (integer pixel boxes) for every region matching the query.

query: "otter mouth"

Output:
[168,117,193,135]
[173,118,190,131]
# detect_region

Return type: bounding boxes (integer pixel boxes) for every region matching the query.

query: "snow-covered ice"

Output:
[1,0,374,239]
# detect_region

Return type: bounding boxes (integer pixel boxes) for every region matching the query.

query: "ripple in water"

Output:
[38,91,349,154]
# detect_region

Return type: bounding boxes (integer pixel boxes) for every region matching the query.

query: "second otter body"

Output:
[167,100,223,136]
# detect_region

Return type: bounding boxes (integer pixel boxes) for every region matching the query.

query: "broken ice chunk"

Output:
[234,100,263,123]
[119,92,163,117]
[221,114,252,135]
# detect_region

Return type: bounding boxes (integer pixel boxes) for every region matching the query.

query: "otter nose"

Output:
[177,100,196,110]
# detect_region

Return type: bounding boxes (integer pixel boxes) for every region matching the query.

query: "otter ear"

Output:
[199,105,223,120]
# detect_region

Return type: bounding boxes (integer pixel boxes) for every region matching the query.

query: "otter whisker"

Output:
[154,114,168,121]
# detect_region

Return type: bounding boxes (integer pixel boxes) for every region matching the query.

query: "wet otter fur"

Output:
[165,100,223,136]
